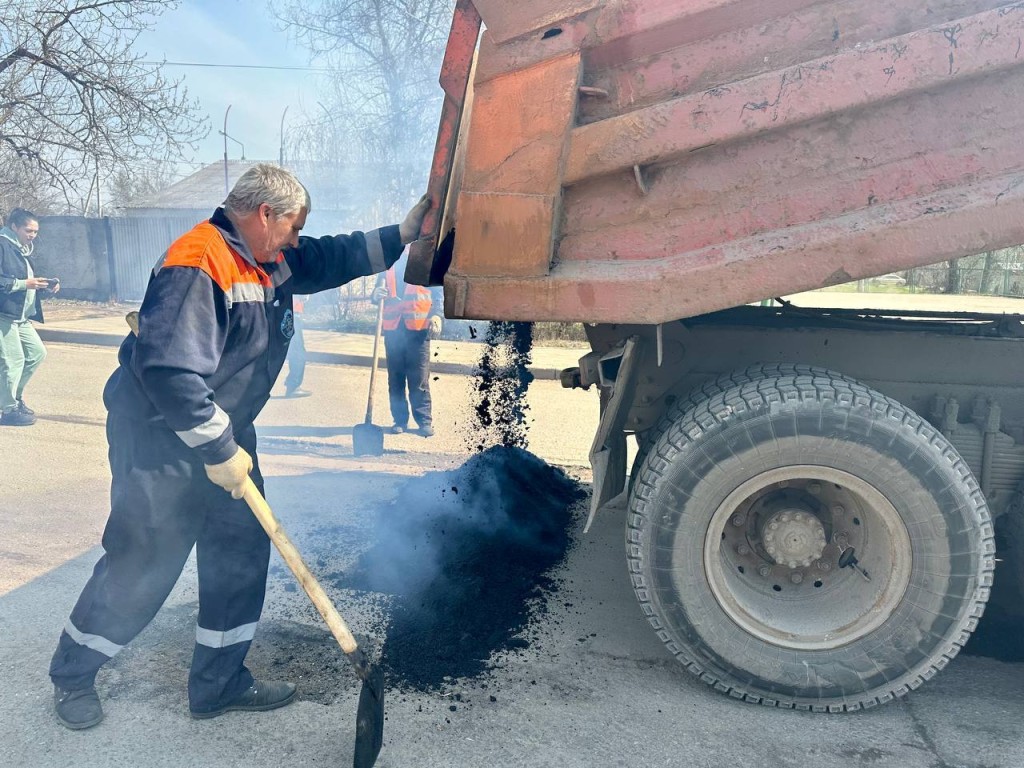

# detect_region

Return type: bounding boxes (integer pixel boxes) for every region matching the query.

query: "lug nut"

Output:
[737,544,751,556]
[817,561,831,571]
[758,565,772,577]
[832,504,845,515]
[732,515,745,527]
[790,572,804,584]
[808,482,822,494]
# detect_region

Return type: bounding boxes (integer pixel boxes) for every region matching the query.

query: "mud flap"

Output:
[585,335,643,532]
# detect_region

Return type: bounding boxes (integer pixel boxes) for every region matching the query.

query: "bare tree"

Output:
[945,258,962,294]
[106,159,182,211]
[0,1,208,211]
[274,0,454,223]
[0,155,64,215]
[980,251,998,295]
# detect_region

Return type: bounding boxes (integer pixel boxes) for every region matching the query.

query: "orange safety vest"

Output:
[382,268,432,331]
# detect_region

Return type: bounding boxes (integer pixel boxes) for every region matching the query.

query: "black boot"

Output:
[54,685,104,730]
[190,680,297,719]
[16,399,34,416]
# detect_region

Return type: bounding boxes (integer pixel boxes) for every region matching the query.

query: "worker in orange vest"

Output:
[371,252,443,437]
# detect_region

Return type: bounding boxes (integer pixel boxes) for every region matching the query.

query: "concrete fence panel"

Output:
[33,216,113,302]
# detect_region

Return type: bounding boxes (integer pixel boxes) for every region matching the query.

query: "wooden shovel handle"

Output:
[129,313,362,656]
[242,477,359,654]
[364,300,386,424]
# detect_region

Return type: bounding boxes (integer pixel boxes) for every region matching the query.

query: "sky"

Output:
[137,0,330,170]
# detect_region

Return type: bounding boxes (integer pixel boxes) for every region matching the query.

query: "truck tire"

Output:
[627,372,994,711]
[629,364,854,491]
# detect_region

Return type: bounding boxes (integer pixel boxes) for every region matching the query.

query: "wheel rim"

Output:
[703,466,913,651]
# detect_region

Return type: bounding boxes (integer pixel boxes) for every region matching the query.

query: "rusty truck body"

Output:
[408,0,1024,711]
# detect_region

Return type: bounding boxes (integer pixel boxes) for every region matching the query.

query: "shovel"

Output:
[241,478,385,768]
[352,299,386,456]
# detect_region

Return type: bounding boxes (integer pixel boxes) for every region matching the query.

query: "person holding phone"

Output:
[0,208,59,426]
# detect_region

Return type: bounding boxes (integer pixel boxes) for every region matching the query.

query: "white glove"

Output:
[429,315,443,339]
[371,286,388,303]
[399,194,431,244]
[205,446,253,500]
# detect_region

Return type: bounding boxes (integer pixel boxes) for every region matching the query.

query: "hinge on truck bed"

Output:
[586,335,644,532]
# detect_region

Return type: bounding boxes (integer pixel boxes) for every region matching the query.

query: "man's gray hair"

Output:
[224,163,311,216]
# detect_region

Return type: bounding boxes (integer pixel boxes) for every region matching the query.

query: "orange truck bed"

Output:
[409,0,1024,323]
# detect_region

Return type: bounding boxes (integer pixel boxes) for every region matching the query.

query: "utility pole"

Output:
[220,105,246,194]
[279,105,290,166]
[222,105,232,195]
[95,156,102,217]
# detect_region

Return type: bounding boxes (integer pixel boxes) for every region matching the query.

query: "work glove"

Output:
[429,315,443,339]
[205,446,253,500]
[399,194,431,244]
[371,286,388,303]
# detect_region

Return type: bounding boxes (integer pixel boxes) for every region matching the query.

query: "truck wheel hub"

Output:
[762,510,826,568]
[706,466,912,650]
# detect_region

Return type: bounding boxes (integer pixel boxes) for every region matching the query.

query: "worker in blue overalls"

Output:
[49,164,429,730]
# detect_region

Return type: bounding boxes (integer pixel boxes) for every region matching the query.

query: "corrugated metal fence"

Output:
[107,215,201,301]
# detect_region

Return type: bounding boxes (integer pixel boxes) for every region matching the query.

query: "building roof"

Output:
[120,159,376,236]
[124,160,261,211]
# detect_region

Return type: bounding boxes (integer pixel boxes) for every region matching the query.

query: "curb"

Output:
[36,328,572,381]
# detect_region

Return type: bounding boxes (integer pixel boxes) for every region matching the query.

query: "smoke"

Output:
[338,446,585,690]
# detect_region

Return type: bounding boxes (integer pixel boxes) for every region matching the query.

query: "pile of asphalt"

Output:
[341,445,585,691]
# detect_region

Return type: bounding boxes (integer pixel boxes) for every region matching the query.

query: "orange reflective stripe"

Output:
[399,285,432,330]
[381,268,433,331]
[160,221,270,295]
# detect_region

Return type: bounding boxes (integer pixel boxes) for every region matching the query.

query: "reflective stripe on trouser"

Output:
[383,327,432,428]
[49,412,271,711]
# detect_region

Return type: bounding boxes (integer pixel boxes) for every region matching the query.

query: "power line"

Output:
[143,60,332,73]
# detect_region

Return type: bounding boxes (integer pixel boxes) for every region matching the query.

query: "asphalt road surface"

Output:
[1,341,1022,768]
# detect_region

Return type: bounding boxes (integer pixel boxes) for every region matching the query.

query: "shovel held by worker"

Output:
[240,479,385,768]
[125,311,384,766]
[352,299,386,456]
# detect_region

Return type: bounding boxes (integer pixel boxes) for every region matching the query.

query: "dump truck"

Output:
[408,0,1024,712]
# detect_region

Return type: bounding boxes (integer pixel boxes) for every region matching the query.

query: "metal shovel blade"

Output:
[352,422,384,457]
[353,664,385,768]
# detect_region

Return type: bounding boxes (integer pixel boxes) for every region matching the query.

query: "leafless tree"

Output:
[273,0,454,224]
[0,155,64,215]
[105,158,182,211]
[944,258,962,294]
[0,1,208,212]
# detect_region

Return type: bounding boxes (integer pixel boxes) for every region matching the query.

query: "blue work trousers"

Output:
[383,326,432,428]
[48,412,271,713]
